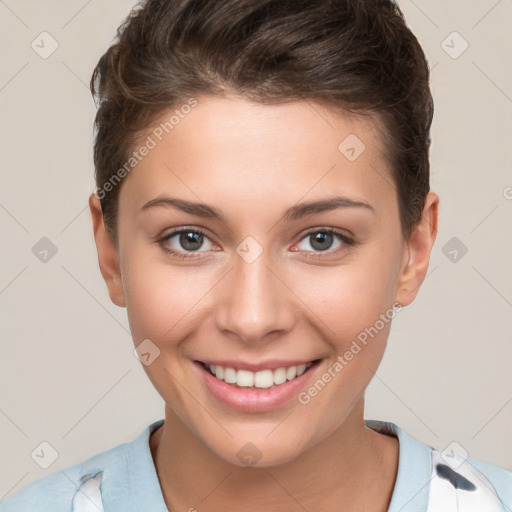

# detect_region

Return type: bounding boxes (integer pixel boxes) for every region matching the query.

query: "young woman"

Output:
[2,0,510,511]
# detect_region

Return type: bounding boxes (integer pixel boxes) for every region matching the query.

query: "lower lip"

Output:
[194,361,320,413]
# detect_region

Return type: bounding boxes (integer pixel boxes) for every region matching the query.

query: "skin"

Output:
[89,94,438,511]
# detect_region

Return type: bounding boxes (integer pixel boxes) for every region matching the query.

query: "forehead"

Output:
[120,94,397,223]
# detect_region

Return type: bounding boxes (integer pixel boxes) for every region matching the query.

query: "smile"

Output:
[195,359,321,412]
[199,361,316,389]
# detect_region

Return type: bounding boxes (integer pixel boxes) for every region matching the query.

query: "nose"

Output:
[213,247,296,344]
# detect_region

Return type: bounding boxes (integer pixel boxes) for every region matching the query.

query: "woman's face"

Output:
[92,94,437,466]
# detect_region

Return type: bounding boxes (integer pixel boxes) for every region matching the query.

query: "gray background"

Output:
[1,0,511,498]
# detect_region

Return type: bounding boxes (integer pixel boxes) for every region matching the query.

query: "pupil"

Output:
[311,231,332,251]
[180,232,203,251]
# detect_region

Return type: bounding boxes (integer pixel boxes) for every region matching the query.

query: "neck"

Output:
[150,401,398,511]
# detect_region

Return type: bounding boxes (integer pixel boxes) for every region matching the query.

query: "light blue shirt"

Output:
[1,419,510,511]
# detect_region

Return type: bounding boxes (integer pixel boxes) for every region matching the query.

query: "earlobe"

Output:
[394,191,439,307]
[88,193,126,308]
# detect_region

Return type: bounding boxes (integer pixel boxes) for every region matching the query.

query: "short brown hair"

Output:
[90,0,433,245]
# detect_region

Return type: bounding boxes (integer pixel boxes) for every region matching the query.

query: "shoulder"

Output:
[429,448,512,511]
[467,455,512,494]
[0,421,162,512]
[366,420,511,511]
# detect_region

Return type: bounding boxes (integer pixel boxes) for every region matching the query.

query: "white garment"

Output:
[427,449,506,511]
[71,472,104,512]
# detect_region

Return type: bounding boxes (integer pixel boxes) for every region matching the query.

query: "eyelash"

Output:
[156,227,356,260]
[157,227,215,260]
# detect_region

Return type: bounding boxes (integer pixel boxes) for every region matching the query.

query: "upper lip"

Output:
[196,359,319,372]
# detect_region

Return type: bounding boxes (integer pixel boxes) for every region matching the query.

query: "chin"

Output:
[208,432,310,469]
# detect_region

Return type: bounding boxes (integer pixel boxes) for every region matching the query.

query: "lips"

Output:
[194,359,321,412]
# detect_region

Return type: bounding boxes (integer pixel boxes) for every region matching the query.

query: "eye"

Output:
[157,227,217,259]
[293,228,355,255]
[157,226,355,260]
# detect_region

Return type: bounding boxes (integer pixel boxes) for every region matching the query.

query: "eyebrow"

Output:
[140,195,374,221]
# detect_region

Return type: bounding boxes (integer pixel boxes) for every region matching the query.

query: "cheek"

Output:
[293,252,399,427]
[293,246,400,345]
[122,236,402,349]
[121,248,214,345]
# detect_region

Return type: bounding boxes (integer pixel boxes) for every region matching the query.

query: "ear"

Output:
[89,193,126,308]
[395,191,439,307]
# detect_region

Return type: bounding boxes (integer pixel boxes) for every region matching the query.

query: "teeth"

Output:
[254,370,273,388]
[205,362,314,389]
[236,369,254,387]
[286,366,297,380]
[223,367,237,384]
[273,367,287,385]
